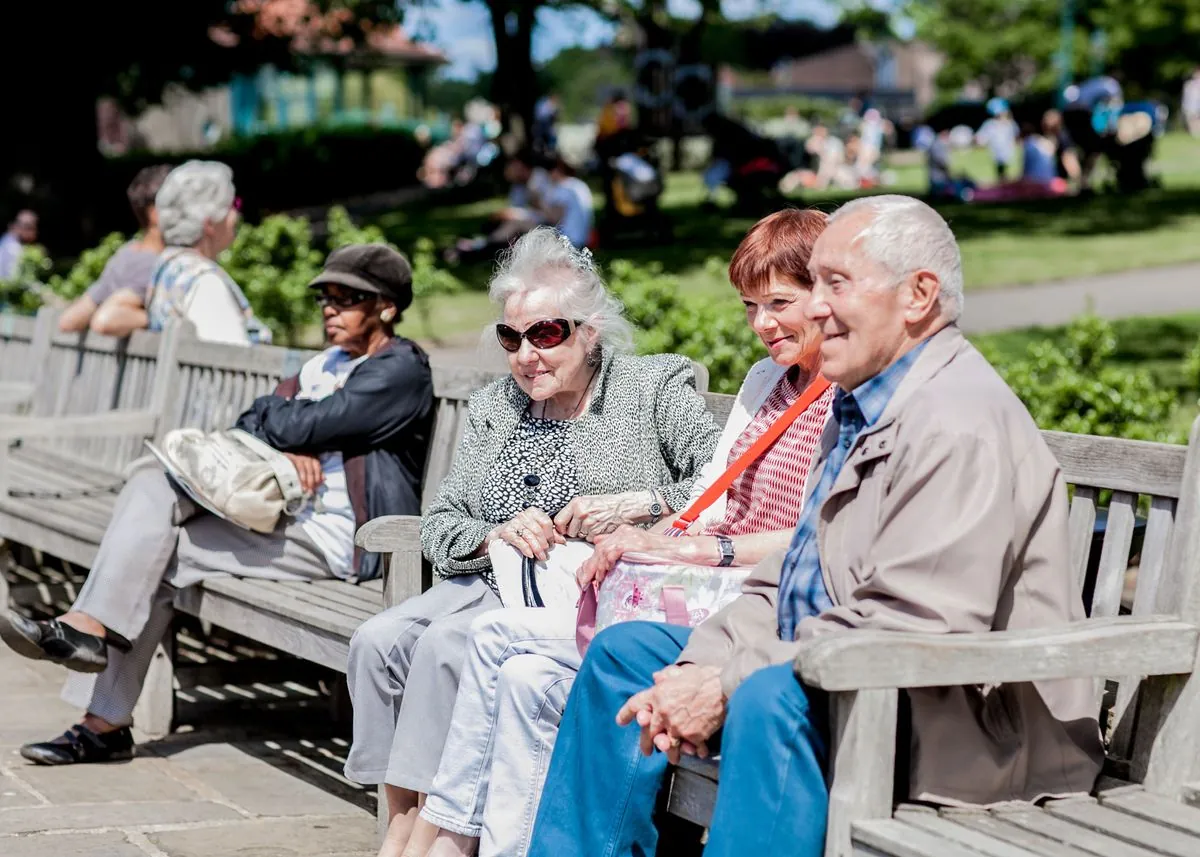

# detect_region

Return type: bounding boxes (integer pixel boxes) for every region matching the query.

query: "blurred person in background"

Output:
[146,160,268,346]
[976,98,1019,181]
[0,210,38,281]
[543,157,594,249]
[1182,68,1200,137]
[1041,110,1081,185]
[59,165,173,335]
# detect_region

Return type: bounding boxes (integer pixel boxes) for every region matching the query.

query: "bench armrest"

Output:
[355,515,422,552]
[0,382,35,412]
[356,515,425,607]
[0,410,160,442]
[795,615,1200,691]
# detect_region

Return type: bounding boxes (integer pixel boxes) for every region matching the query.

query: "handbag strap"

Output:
[669,373,831,533]
[660,585,690,626]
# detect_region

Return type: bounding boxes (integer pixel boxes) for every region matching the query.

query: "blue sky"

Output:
[404,0,844,80]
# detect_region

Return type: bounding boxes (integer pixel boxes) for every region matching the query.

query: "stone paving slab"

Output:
[0,645,376,856]
[145,815,377,857]
[0,800,244,835]
[0,831,149,856]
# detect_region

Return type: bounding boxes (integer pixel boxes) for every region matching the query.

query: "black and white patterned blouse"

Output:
[479,415,580,522]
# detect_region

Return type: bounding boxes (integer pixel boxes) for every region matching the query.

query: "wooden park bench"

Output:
[358,409,1200,855]
[0,307,715,745]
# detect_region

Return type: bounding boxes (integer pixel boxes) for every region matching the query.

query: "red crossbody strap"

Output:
[670,373,831,532]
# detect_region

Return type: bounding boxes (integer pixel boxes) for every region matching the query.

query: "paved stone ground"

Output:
[0,648,379,856]
[959,262,1200,335]
[416,262,1200,369]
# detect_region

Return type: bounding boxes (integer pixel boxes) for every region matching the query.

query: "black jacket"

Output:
[235,338,434,581]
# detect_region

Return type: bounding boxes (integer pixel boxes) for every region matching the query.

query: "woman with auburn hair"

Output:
[403,208,835,857]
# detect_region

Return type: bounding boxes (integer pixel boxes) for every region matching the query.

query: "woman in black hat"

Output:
[0,244,434,767]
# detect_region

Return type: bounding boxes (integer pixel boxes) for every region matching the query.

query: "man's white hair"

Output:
[828,194,964,321]
[156,160,236,248]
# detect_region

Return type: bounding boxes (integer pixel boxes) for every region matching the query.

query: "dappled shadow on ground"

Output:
[928,187,1200,242]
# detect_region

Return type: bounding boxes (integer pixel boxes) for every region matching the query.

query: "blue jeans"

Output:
[528,621,829,857]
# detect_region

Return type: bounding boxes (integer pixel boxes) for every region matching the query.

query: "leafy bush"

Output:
[46,233,129,301]
[980,314,1181,442]
[221,214,324,345]
[607,257,763,395]
[0,245,54,312]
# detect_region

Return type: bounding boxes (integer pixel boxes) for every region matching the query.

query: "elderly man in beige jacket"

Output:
[527,195,1104,857]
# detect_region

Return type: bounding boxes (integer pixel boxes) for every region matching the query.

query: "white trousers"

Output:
[419,606,581,857]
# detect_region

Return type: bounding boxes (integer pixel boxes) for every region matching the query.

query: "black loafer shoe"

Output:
[0,611,130,674]
[20,725,135,765]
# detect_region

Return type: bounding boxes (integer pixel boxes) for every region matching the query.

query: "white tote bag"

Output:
[490,539,595,611]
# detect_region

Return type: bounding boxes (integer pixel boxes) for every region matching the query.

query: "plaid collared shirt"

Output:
[776,341,929,641]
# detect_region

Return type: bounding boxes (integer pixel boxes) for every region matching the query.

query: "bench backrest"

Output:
[1043,426,1200,787]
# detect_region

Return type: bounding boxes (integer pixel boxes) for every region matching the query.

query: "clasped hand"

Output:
[489,493,646,561]
[616,663,726,765]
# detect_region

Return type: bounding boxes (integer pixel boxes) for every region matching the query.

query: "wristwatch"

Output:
[647,491,663,524]
[716,535,735,567]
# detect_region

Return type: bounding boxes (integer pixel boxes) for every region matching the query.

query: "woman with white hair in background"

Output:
[147,159,263,345]
[342,226,722,857]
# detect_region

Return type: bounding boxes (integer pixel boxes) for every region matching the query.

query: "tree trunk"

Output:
[486,0,540,146]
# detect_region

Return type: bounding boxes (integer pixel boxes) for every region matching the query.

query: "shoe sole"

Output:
[0,613,108,674]
[0,612,47,662]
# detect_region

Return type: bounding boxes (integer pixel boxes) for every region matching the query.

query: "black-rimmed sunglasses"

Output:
[315,289,375,309]
[495,318,582,353]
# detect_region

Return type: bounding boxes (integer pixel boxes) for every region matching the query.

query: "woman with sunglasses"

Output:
[392,209,835,857]
[144,160,268,345]
[344,227,721,857]
[2,244,435,768]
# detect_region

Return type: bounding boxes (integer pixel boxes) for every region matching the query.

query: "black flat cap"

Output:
[309,244,413,311]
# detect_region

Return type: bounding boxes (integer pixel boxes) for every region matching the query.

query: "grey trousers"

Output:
[62,467,332,726]
[343,573,501,790]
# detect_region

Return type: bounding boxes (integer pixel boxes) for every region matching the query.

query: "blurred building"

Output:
[97,6,446,155]
[720,39,944,118]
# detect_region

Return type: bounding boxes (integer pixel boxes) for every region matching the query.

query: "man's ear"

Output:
[905,269,942,323]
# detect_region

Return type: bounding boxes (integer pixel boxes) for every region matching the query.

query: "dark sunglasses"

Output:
[495,318,582,352]
[315,289,375,309]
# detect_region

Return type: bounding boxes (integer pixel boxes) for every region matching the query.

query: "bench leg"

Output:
[378,784,389,840]
[0,541,10,608]
[133,633,176,739]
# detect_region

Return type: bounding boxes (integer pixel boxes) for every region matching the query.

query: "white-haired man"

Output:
[528,195,1104,857]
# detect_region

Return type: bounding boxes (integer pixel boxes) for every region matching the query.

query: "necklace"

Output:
[540,364,600,421]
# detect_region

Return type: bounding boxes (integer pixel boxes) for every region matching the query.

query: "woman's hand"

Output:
[488,507,564,562]
[283,453,324,495]
[554,493,654,541]
[576,525,702,589]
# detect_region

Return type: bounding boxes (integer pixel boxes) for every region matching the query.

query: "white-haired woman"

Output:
[147,159,259,346]
[343,227,722,857]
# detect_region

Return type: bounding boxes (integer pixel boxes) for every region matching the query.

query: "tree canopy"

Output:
[908,0,1200,100]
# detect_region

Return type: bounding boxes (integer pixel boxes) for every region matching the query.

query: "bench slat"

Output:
[993,804,1162,857]
[1068,487,1099,591]
[853,817,993,857]
[187,578,369,639]
[1044,432,1186,498]
[893,807,1045,857]
[937,810,1091,857]
[1098,787,1200,837]
[1043,798,1200,857]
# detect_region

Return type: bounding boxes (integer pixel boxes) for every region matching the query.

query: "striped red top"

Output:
[707,370,835,537]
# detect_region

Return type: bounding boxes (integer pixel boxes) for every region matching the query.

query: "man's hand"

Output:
[616,664,726,764]
[284,453,324,495]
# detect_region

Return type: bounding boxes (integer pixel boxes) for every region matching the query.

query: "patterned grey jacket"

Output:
[420,349,721,582]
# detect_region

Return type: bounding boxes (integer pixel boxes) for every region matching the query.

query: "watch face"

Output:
[650,502,662,516]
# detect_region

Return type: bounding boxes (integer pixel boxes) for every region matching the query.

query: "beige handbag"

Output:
[144,429,309,533]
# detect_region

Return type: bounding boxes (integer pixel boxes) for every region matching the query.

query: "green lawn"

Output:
[382,133,1200,348]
